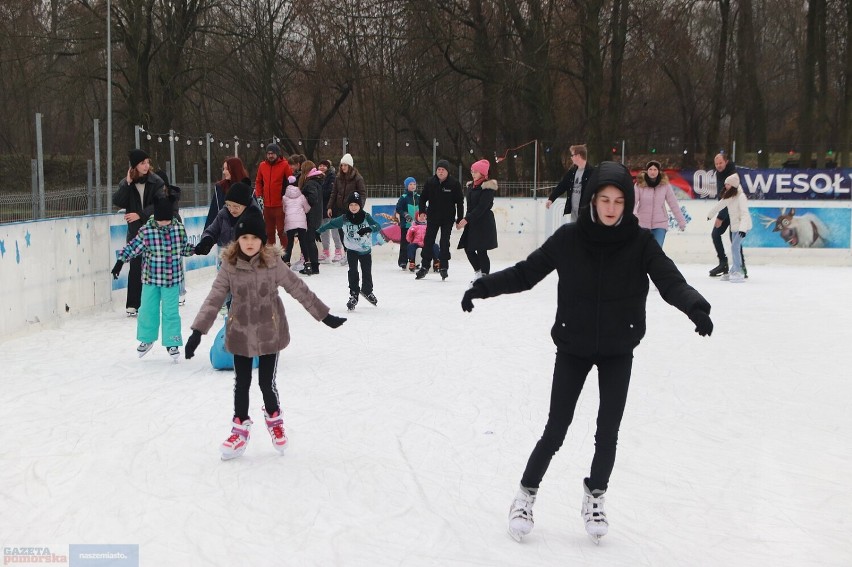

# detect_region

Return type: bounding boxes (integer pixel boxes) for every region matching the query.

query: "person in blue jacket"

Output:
[394,176,419,269]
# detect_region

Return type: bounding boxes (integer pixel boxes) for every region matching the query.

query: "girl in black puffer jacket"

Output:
[461,161,714,544]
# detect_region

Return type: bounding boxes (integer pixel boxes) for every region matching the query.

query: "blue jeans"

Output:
[731,231,744,274]
[650,228,666,248]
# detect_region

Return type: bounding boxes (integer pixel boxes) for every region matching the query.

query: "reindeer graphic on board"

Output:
[759,208,829,248]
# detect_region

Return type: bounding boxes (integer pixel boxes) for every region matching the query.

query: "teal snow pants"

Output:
[137,284,183,347]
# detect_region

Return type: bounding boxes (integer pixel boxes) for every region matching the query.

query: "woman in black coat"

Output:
[112,149,165,315]
[457,159,498,281]
[461,161,714,544]
[299,163,324,275]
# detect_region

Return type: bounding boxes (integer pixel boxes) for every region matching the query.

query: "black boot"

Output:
[415,265,429,279]
[299,262,313,276]
[709,260,729,277]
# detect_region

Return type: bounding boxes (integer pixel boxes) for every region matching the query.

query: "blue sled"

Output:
[210,316,259,370]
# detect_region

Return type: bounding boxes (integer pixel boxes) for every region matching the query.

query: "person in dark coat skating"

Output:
[112,149,166,316]
[415,159,464,280]
[461,161,714,544]
[457,159,498,283]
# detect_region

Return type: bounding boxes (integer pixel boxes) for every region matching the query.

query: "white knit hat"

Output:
[340,153,354,167]
[724,173,740,188]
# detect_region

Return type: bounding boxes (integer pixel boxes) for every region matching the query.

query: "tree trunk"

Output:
[704,0,731,167]
[737,0,768,168]
[578,0,605,163]
[842,0,852,167]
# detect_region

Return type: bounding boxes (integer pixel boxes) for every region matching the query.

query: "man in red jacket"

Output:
[255,143,293,247]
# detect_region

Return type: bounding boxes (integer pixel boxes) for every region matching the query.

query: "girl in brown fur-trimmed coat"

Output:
[183,207,346,460]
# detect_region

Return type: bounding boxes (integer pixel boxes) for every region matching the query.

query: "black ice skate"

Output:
[708,261,729,277]
[360,291,378,306]
[346,292,359,311]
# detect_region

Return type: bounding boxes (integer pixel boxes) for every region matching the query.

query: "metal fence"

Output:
[0,181,557,224]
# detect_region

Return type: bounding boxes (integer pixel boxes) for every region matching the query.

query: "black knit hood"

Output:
[578,161,639,243]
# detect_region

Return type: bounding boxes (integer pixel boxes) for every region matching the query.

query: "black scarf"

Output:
[644,173,661,188]
[346,209,365,225]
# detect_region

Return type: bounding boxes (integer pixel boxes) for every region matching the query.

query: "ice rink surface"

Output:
[2,260,851,566]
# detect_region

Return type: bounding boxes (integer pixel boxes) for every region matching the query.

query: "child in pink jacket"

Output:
[405,212,440,272]
[633,160,687,248]
[282,175,310,265]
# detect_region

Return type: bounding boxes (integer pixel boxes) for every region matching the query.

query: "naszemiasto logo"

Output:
[3,547,68,564]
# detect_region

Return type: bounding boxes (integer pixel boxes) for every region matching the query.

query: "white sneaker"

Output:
[728,271,746,283]
[720,273,731,281]
[263,407,288,454]
[126,307,138,317]
[468,270,483,289]
[507,487,536,541]
[582,480,608,543]
[220,417,252,460]
[137,342,153,358]
[291,257,305,272]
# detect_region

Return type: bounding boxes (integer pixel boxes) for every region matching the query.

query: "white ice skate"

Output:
[507,487,536,542]
[582,480,608,544]
[167,346,180,362]
[136,342,153,358]
[220,417,252,460]
[263,407,288,454]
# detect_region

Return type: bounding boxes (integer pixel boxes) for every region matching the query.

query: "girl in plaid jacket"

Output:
[112,195,195,360]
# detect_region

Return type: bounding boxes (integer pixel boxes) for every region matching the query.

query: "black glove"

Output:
[737,231,747,238]
[688,308,713,337]
[111,260,124,279]
[194,236,214,256]
[184,330,202,359]
[357,227,373,236]
[315,232,322,242]
[461,284,486,313]
[322,314,347,328]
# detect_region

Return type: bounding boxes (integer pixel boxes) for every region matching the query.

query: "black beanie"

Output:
[436,159,451,172]
[346,191,363,207]
[234,207,267,244]
[225,182,253,206]
[128,149,149,169]
[266,143,281,156]
[154,195,174,221]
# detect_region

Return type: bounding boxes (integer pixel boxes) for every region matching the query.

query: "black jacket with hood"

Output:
[473,161,710,357]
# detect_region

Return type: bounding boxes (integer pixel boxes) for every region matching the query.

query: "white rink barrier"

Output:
[1,199,850,338]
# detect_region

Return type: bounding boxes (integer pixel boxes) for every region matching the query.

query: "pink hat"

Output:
[471,159,490,178]
[307,167,323,178]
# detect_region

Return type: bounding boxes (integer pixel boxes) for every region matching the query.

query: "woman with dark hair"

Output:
[206,157,251,229]
[633,160,687,248]
[113,149,166,316]
[298,161,324,275]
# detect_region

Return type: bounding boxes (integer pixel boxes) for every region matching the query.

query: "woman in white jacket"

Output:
[706,173,751,282]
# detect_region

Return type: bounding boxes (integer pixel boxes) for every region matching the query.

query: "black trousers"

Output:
[397,226,409,265]
[126,256,143,309]
[420,220,454,269]
[233,353,280,421]
[284,228,306,263]
[464,248,491,274]
[303,228,319,269]
[711,215,746,268]
[520,351,632,492]
[346,249,373,294]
